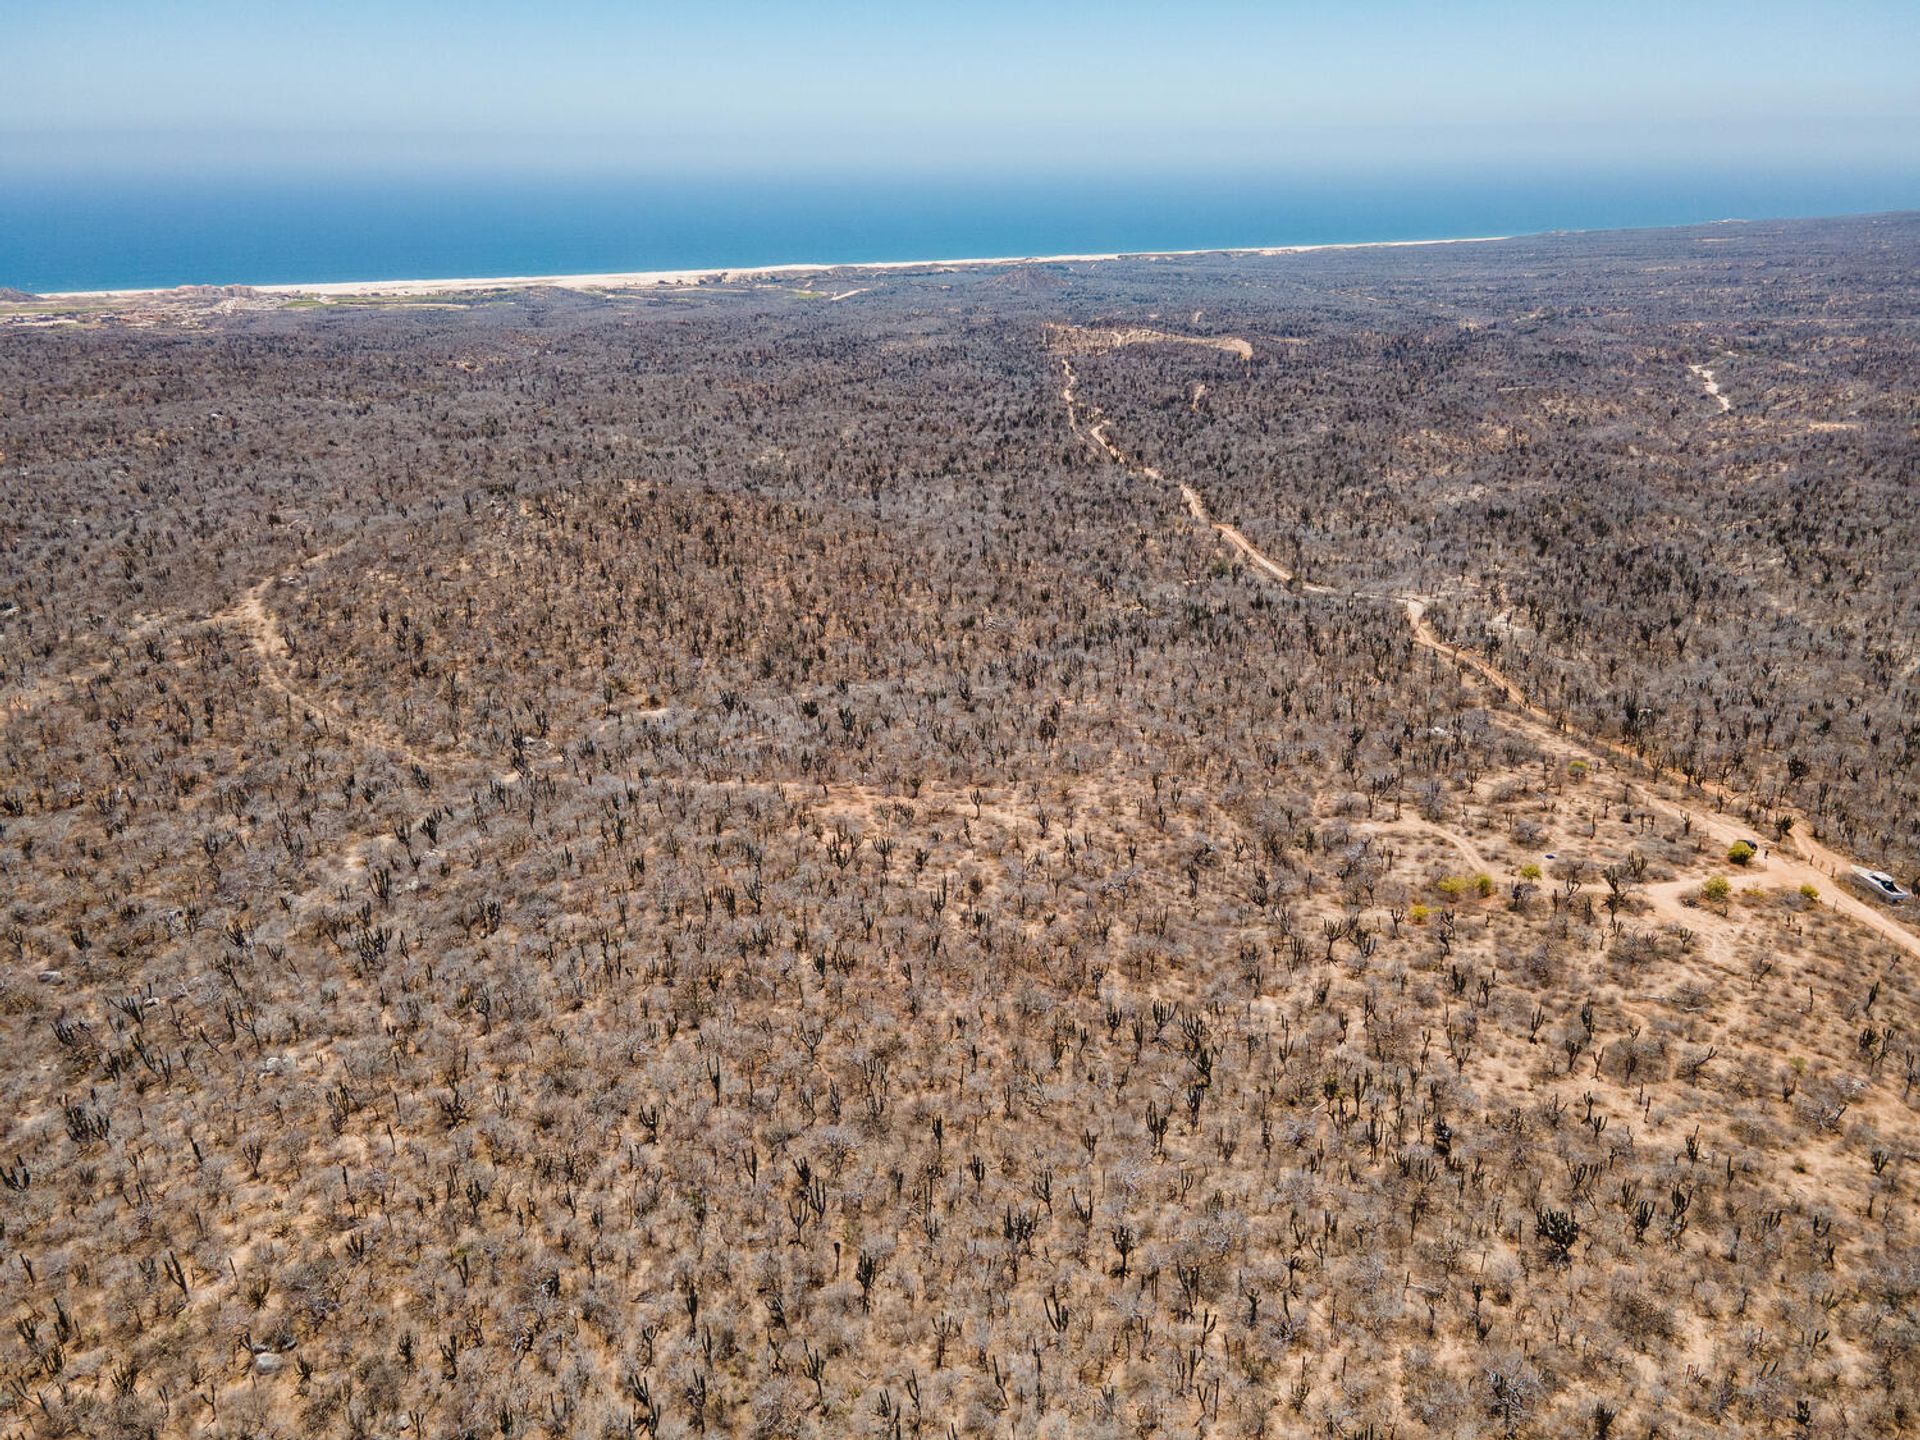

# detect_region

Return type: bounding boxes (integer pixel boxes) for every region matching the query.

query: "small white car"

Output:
[1851,867,1913,904]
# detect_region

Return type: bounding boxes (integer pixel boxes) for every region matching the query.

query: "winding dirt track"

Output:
[1051,328,1919,961]
[6,549,448,790]
[219,550,447,777]
[1689,360,1733,413]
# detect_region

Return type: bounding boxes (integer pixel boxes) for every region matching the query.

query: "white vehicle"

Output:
[1850,867,1913,904]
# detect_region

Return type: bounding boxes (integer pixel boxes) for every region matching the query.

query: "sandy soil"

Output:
[1048,323,1254,362]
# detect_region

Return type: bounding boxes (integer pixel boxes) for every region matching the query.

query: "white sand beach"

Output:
[38,234,1514,301]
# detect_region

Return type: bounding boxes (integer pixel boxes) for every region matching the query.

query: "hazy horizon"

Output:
[7,0,1918,179]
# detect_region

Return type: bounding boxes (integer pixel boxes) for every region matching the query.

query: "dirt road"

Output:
[1051,327,1919,960]
[1689,361,1732,413]
[221,550,447,777]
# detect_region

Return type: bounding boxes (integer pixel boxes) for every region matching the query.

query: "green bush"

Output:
[1727,841,1756,866]
[1536,1207,1581,1263]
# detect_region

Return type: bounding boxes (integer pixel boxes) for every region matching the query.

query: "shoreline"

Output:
[34,233,1519,300]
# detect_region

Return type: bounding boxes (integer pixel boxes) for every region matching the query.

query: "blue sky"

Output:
[4,0,1918,177]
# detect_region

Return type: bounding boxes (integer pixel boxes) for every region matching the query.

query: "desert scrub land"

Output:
[1,214,1919,1438]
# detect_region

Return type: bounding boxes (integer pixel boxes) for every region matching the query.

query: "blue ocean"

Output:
[3,166,1917,293]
